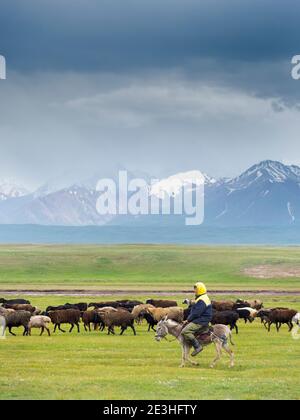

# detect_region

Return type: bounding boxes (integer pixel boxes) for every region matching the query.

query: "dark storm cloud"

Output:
[1,0,300,188]
[0,0,299,72]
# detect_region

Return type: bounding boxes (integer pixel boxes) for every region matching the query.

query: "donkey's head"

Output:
[155,317,169,342]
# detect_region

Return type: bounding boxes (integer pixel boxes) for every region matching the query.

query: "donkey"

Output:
[155,318,235,369]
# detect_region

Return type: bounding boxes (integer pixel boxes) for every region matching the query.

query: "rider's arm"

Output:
[187,300,206,322]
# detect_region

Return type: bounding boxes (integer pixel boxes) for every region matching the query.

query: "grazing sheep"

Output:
[235,299,263,310]
[88,301,121,309]
[98,309,136,335]
[236,307,258,323]
[0,298,30,305]
[266,309,297,332]
[116,300,144,312]
[46,303,87,312]
[131,304,155,323]
[146,299,178,308]
[0,307,15,316]
[256,309,273,329]
[4,310,31,336]
[65,303,88,312]
[182,298,194,306]
[4,304,40,314]
[212,301,235,312]
[28,316,52,336]
[292,313,300,326]
[144,306,184,323]
[144,312,158,332]
[47,309,81,333]
[211,310,239,334]
[82,310,105,332]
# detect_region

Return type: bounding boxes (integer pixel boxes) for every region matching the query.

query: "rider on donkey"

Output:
[181,282,213,357]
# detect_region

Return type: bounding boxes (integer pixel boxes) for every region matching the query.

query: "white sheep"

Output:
[28,315,52,336]
[292,313,300,326]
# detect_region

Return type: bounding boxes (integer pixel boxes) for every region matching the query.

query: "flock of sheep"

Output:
[0,296,299,337]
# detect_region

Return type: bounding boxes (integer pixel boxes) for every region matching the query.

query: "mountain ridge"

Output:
[1,160,300,226]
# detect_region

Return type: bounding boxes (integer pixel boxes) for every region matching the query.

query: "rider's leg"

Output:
[181,322,204,357]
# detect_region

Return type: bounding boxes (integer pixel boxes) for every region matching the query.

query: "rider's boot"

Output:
[191,338,203,357]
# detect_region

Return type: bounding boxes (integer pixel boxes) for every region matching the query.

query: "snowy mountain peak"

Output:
[227,160,300,190]
[150,170,214,199]
[0,179,29,201]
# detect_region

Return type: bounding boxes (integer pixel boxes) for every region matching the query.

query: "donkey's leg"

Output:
[210,342,222,368]
[179,343,190,368]
[223,343,235,368]
[187,344,199,366]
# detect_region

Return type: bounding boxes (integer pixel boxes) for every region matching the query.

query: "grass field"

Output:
[0,245,300,400]
[0,294,300,400]
[0,244,300,290]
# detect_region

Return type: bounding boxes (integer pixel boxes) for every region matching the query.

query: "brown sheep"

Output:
[82,310,98,332]
[98,309,136,335]
[131,304,155,323]
[3,304,40,315]
[146,299,178,308]
[212,301,235,312]
[47,309,81,333]
[145,306,184,323]
[266,309,297,332]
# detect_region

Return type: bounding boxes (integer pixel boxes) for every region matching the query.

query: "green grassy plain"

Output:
[0,294,300,400]
[0,245,300,400]
[0,244,300,290]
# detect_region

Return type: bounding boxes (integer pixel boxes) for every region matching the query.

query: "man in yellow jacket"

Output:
[181,282,213,356]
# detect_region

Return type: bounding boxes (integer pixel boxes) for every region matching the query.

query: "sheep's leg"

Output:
[130,324,137,336]
[46,327,51,336]
[69,324,74,333]
[40,327,44,336]
[88,323,91,332]
[84,324,87,332]
[8,327,16,336]
[120,326,127,335]
[276,322,280,332]
[58,324,66,333]
[234,323,238,334]
[76,323,80,333]
[288,322,293,332]
[210,342,222,368]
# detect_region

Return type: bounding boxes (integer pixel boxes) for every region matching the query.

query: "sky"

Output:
[0,0,300,189]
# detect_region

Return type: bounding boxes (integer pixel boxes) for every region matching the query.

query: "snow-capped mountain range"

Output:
[0,179,29,201]
[1,160,300,226]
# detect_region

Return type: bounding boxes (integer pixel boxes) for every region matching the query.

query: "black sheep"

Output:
[0,298,30,305]
[212,310,239,334]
